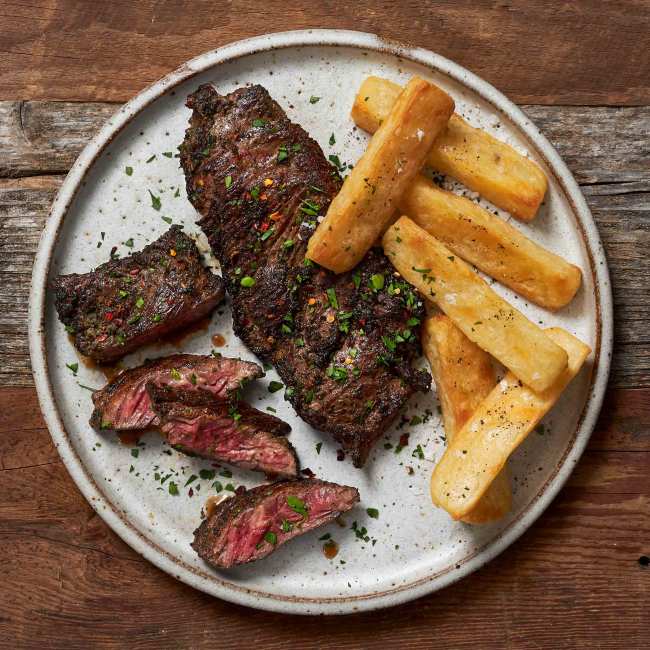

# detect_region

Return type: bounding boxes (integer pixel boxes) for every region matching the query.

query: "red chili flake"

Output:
[336,449,345,462]
[96,333,108,342]
[259,222,270,232]
[105,312,114,321]
[300,467,315,478]
[188,487,194,498]
[359,318,366,326]
[399,433,410,448]
[129,268,140,276]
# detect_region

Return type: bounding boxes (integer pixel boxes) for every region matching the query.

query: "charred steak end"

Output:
[53,226,225,363]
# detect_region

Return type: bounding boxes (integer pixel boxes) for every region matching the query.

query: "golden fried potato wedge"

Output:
[352,76,548,221]
[430,328,591,519]
[307,77,454,273]
[382,216,568,392]
[422,314,512,523]
[400,175,581,309]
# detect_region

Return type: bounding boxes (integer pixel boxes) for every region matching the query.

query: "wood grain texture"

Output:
[0,0,649,105]
[0,8,648,646]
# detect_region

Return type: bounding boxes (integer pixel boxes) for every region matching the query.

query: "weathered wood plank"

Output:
[0,101,118,177]
[1,176,646,388]
[1,101,649,183]
[0,460,646,648]
[0,0,649,106]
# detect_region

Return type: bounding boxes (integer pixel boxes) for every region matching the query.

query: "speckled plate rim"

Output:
[29,29,613,615]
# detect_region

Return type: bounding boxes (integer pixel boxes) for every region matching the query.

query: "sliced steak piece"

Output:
[90,354,262,431]
[192,478,359,568]
[53,226,225,363]
[179,83,430,466]
[147,384,298,478]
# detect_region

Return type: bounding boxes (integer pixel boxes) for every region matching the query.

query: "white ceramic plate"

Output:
[29,30,612,614]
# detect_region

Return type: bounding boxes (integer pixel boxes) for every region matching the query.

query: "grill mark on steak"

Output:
[147,383,298,478]
[53,226,225,363]
[90,354,262,431]
[180,84,430,466]
[192,478,359,568]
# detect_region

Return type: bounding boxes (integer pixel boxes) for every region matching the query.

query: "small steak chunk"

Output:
[90,354,262,431]
[192,479,359,568]
[53,226,225,362]
[148,384,298,477]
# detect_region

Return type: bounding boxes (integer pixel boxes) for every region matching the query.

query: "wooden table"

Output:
[1,2,648,647]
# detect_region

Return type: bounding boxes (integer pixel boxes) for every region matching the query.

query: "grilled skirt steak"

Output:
[53,226,225,363]
[192,478,359,568]
[147,384,298,477]
[180,84,430,466]
[90,354,262,431]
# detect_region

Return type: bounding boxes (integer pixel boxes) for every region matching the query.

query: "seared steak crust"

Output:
[180,84,430,466]
[148,383,298,478]
[192,478,359,568]
[90,353,263,431]
[53,226,225,363]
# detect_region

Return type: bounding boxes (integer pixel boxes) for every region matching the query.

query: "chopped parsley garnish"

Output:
[309,95,320,104]
[211,481,223,492]
[220,469,233,478]
[124,238,134,248]
[326,287,339,309]
[199,469,215,480]
[148,190,161,211]
[366,508,379,519]
[250,185,260,200]
[370,273,384,290]
[268,380,284,393]
[328,154,343,170]
[406,317,420,327]
[277,145,289,163]
[412,267,432,274]
[240,276,256,287]
[329,133,336,146]
[170,368,182,381]
[352,272,361,289]
[281,519,293,533]
[260,227,275,241]
[130,448,139,458]
[252,118,267,127]
[185,474,198,486]
[264,531,277,545]
[225,483,235,492]
[135,296,144,308]
[146,154,156,163]
[168,481,179,496]
[125,166,133,176]
[163,151,173,158]
[315,442,322,455]
[287,495,308,517]
[283,239,294,249]
[162,216,172,224]
[326,365,348,382]
[66,362,79,374]
[153,314,162,322]
[412,444,425,460]
[224,175,233,189]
